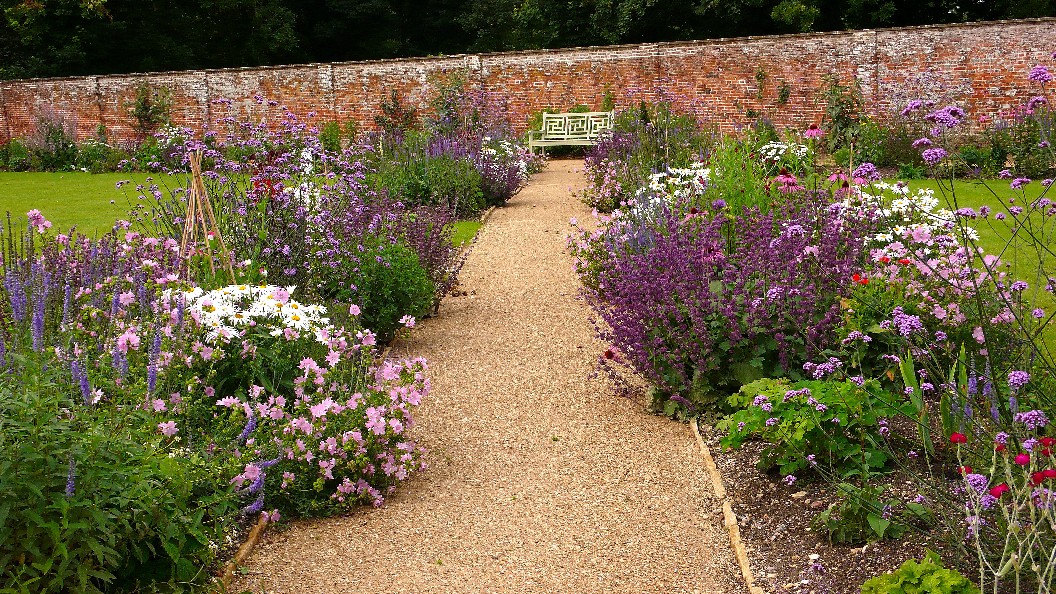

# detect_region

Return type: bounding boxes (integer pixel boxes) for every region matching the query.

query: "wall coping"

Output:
[1,17,1054,86]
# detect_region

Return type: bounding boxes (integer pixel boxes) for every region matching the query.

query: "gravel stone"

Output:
[232,160,739,593]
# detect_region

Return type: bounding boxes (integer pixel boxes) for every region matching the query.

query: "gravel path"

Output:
[233,160,740,594]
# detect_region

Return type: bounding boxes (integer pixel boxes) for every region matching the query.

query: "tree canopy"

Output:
[1,0,1053,79]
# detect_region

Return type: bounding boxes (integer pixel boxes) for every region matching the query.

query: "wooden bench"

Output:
[527,111,613,154]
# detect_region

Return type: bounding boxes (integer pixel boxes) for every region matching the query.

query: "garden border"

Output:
[692,419,766,594]
[216,344,395,590]
[217,203,494,590]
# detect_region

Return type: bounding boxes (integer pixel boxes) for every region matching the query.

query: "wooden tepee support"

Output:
[179,150,236,284]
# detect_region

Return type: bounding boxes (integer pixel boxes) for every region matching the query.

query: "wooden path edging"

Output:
[693,419,766,594]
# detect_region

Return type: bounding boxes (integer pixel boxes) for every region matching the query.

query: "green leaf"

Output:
[867,513,890,539]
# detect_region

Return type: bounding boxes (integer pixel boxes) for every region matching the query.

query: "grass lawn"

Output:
[0,172,176,235]
[0,172,484,246]
[896,177,1055,355]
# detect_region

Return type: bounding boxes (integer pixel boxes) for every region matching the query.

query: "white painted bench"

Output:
[527,111,614,154]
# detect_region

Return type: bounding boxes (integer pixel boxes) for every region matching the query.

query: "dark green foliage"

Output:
[0,138,32,171]
[813,482,934,544]
[860,550,980,594]
[3,0,1053,80]
[0,366,234,593]
[353,242,435,343]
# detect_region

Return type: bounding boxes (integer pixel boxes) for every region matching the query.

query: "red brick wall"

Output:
[1,18,1054,144]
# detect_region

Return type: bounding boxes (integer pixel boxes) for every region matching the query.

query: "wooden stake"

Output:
[180,150,236,284]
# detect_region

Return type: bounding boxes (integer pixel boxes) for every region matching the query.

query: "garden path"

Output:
[233,160,739,593]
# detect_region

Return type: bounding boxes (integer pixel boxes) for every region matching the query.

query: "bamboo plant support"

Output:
[179,150,236,284]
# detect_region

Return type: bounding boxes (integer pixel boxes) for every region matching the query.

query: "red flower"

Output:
[995,443,1007,452]
[1032,471,1046,485]
[990,483,1010,497]
[1043,468,1056,479]
[878,256,891,264]
[898,258,912,266]
[950,432,968,444]
[959,466,973,475]
[1040,437,1055,447]
[603,348,616,360]
[1015,453,1031,465]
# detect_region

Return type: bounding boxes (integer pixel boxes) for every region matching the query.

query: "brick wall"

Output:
[1,18,1054,144]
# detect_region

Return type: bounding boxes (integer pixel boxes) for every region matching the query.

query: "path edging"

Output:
[692,419,766,594]
[217,514,269,590]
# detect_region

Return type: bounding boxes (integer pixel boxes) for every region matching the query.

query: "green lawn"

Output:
[0,172,484,246]
[0,172,191,236]
[895,177,1055,355]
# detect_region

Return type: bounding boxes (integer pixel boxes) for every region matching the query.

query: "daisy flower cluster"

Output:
[757,141,811,174]
[844,181,979,257]
[641,161,711,203]
[174,284,333,344]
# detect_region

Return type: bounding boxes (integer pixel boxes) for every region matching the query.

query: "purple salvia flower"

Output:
[147,332,162,395]
[3,272,27,323]
[60,284,72,330]
[243,494,265,516]
[71,360,93,405]
[65,456,76,498]
[238,411,259,444]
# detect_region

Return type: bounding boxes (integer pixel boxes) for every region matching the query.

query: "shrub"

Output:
[349,242,435,343]
[319,120,344,153]
[27,108,78,172]
[860,550,979,594]
[0,138,31,171]
[573,191,873,415]
[720,378,910,478]
[126,82,173,139]
[0,367,234,593]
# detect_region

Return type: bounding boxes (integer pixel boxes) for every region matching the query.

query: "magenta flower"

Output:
[803,124,824,139]
[1029,65,1053,83]
[921,147,947,165]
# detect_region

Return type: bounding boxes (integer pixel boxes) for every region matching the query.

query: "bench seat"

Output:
[528,111,613,154]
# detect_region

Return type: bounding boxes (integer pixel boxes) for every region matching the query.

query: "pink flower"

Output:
[158,421,178,437]
[116,328,141,353]
[972,327,985,344]
[349,303,361,316]
[152,399,167,412]
[399,315,416,328]
[325,350,341,366]
[1015,453,1031,465]
[27,209,52,233]
[270,287,290,304]
[803,124,824,139]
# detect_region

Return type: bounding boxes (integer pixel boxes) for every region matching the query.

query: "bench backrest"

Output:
[541,112,613,140]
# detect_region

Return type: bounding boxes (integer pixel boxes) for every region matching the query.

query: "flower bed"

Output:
[574,59,1056,592]
[0,88,540,592]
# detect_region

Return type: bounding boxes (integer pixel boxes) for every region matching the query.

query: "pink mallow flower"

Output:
[117,328,141,353]
[158,421,178,437]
